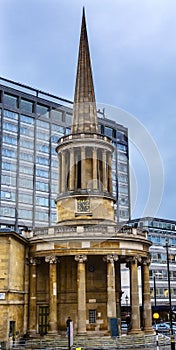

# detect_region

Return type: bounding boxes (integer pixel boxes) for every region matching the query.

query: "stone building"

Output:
[0,9,153,343]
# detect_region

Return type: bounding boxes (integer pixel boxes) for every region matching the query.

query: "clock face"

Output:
[77,198,90,213]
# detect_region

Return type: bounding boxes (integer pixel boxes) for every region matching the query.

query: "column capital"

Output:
[142,257,151,266]
[126,255,142,265]
[75,254,87,263]
[45,255,58,264]
[103,254,118,263]
[29,257,38,265]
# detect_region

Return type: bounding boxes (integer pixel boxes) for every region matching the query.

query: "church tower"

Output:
[55,8,115,225]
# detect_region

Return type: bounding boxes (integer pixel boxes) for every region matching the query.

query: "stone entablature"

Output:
[31,225,147,238]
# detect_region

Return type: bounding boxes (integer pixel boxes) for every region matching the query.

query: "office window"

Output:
[104,126,113,138]
[118,144,127,152]
[52,124,64,134]
[2,161,16,171]
[20,152,33,162]
[18,209,32,220]
[36,119,49,129]
[1,191,15,201]
[119,186,128,194]
[4,93,18,108]
[3,135,17,145]
[36,181,49,192]
[36,156,49,166]
[119,175,128,183]
[3,122,18,133]
[36,130,49,141]
[19,177,33,189]
[36,144,49,153]
[19,193,33,204]
[21,99,33,113]
[118,163,127,173]
[0,207,15,217]
[36,104,49,118]
[20,114,34,124]
[51,109,63,122]
[1,175,16,186]
[118,153,127,162]
[19,165,33,175]
[35,211,48,221]
[36,196,49,206]
[119,197,128,206]
[89,310,96,324]
[20,126,34,137]
[4,109,18,120]
[20,139,34,149]
[117,131,127,143]
[65,127,71,135]
[65,113,72,125]
[2,148,16,158]
[36,168,49,178]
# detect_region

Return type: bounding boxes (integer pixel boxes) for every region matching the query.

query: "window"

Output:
[1,175,16,186]
[36,169,49,178]
[20,126,34,137]
[119,175,128,183]
[20,153,33,162]
[18,209,32,220]
[36,156,49,166]
[35,211,48,221]
[36,104,49,118]
[51,109,63,122]
[65,127,71,135]
[36,144,49,153]
[89,310,96,324]
[36,130,49,141]
[118,163,127,173]
[0,207,15,217]
[20,114,34,124]
[21,99,33,113]
[36,119,49,129]
[52,124,64,134]
[4,109,18,120]
[3,135,17,145]
[36,196,49,206]
[36,181,49,192]
[119,209,129,219]
[2,161,16,171]
[104,126,113,138]
[65,113,72,125]
[118,144,127,152]
[20,139,34,149]
[19,177,33,189]
[119,186,128,194]
[119,197,128,206]
[19,165,33,175]
[3,122,18,133]
[19,193,33,204]
[4,93,18,108]
[118,153,127,162]
[117,131,127,143]
[2,148,16,158]
[1,191,15,201]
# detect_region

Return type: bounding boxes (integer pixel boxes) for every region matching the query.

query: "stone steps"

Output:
[12,333,170,350]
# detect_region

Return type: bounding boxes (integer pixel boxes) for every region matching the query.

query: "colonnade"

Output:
[28,254,152,335]
[58,147,113,194]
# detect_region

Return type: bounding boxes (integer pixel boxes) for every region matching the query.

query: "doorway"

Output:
[38,306,49,335]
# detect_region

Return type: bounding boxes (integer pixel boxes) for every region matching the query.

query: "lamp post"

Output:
[153,274,156,308]
[165,239,175,350]
[125,295,129,306]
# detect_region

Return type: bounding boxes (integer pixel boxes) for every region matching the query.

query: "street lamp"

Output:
[125,295,129,306]
[165,239,175,350]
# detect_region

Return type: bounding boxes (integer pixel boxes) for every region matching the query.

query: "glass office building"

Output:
[0,77,130,231]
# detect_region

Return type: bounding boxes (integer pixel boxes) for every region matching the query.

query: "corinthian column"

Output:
[45,255,58,334]
[102,150,107,191]
[75,254,87,334]
[104,254,118,319]
[128,257,142,334]
[92,147,98,189]
[81,147,86,189]
[29,257,37,335]
[61,151,66,192]
[69,149,74,190]
[142,258,153,333]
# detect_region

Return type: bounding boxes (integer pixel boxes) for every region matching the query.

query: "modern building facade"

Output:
[0,8,153,344]
[0,75,130,230]
[128,217,176,320]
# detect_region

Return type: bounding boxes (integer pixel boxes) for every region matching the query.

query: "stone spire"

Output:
[71,8,98,134]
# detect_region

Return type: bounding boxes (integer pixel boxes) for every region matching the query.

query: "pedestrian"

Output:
[66,316,72,336]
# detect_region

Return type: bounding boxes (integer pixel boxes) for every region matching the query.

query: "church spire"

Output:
[71,8,98,134]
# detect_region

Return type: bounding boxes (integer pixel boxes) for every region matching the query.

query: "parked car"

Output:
[153,322,176,334]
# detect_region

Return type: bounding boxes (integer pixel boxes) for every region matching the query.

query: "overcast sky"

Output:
[1,0,176,221]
